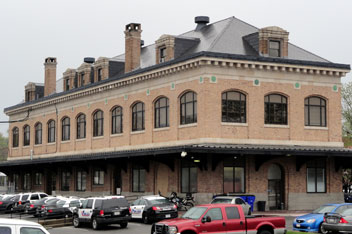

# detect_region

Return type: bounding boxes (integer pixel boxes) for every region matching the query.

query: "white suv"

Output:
[0,218,50,234]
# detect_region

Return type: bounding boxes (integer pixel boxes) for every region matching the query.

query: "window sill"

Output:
[304,126,328,130]
[34,144,42,147]
[23,146,30,148]
[131,130,145,135]
[153,127,170,132]
[92,136,104,140]
[47,142,56,146]
[75,138,86,142]
[11,147,19,149]
[61,140,70,144]
[92,184,104,187]
[221,122,248,127]
[111,133,123,138]
[264,124,289,129]
[178,123,197,129]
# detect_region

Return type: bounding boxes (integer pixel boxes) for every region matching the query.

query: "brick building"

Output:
[1,16,351,210]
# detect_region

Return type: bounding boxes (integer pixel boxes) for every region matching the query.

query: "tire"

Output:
[92,217,100,230]
[73,215,80,228]
[151,224,155,234]
[184,202,194,211]
[319,223,328,234]
[142,213,149,224]
[258,230,272,234]
[248,208,252,215]
[120,222,128,228]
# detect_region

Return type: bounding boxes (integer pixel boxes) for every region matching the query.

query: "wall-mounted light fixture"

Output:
[181,151,187,157]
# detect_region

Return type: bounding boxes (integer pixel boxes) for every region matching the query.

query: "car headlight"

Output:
[307,219,316,223]
[168,226,178,234]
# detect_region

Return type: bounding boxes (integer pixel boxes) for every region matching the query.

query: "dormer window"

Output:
[269,40,281,57]
[159,47,166,63]
[65,78,70,91]
[97,68,102,82]
[80,73,85,87]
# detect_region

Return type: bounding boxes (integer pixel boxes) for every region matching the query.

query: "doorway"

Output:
[267,164,285,210]
[156,163,169,197]
[113,167,122,195]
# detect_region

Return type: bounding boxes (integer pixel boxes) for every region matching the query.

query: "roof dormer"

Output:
[259,26,289,58]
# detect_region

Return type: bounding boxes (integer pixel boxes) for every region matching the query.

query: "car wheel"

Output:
[120,222,128,228]
[73,215,80,228]
[319,224,328,234]
[92,218,99,230]
[151,224,156,234]
[258,230,272,234]
[142,213,149,224]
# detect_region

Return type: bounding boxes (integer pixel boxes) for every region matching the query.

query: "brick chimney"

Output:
[124,23,142,73]
[44,57,57,96]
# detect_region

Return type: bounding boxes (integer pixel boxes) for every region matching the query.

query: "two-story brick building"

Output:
[1,16,351,210]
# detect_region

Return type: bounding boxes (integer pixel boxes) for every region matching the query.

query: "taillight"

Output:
[152,206,161,211]
[30,204,34,208]
[19,201,22,205]
[173,204,177,209]
[323,217,326,222]
[41,205,45,209]
[48,209,52,213]
[99,210,104,216]
[340,218,349,223]
[0,202,3,205]
[129,207,131,214]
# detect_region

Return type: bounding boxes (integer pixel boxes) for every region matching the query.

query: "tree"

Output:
[0,133,8,161]
[342,82,352,137]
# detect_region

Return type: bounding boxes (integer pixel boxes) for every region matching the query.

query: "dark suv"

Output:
[72,196,131,230]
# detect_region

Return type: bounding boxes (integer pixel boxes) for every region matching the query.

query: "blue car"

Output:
[293,203,352,233]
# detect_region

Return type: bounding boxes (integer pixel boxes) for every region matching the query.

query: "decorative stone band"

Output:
[5,56,349,116]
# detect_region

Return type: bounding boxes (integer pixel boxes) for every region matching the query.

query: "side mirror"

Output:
[202,216,212,223]
[206,216,212,222]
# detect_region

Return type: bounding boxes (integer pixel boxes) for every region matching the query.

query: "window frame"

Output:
[159,47,166,63]
[12,127,19,148]
[93,169,104,185]
[180,91,197,125]
[264,94,288,125]
[97,68,102,81]
[76,170,87,192]
[47,120,56,143]
[65,78,70,91]
[76,114,86,139]
[35,123,42,145]
[61,170,71,191]
[132,102,145,132]
[307,160,326,193]
[80,73,85,87]
[305,96,327,127]
[61,117,70,141]
[23,125,30,146]
[111,106,123,134]
[93,110,104,137]
[222,91,246,123]
[181,160,198,193]
[269,40,281,58]
[34,172,42,185]
[223,157,246,193]
[23,173,31,190]
[132,165,145,192]
[154,97,169,128]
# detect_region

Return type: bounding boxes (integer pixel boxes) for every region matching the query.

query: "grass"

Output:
[287,231,309,234]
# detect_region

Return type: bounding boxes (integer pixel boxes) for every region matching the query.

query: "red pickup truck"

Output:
[151,204,286,234]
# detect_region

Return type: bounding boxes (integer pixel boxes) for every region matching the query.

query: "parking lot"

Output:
[0,211,296,234]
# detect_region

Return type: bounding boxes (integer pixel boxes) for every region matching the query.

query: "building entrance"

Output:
[268,164,285,210]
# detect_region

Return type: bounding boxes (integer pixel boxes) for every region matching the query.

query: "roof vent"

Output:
[195,16,209,31]
[84,57,95,64]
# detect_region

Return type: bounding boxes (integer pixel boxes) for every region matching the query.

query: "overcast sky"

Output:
[0,0,351,136]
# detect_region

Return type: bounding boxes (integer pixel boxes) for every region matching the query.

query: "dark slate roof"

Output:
[0,143,351,168]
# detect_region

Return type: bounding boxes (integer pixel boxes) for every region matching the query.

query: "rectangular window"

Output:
[269,40,281,57]
[307,160,326,193]
[93,170,104,185]
[76,170,86,191]
[225,207,240,219]
[23,173,31,190]
[224,157,245,193]
[65,78,70,91]
[159,47,166,63]
[80,73,85,87]
[132,165,145,192]
[97,68,102,81]
[35,173,42,185]
[14,174,19,190]
[181,160,197,193]
[61,171,71,191]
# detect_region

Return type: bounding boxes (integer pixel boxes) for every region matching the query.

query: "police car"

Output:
[72,196,131,230]
[130,195,178,224]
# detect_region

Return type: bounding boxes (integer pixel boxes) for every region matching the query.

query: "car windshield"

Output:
[34,198,47,205]
[148,198,171,205]
[312,205,336,214]
[182,207,207,220]
[211,198,232,204]
[102,198,129,209]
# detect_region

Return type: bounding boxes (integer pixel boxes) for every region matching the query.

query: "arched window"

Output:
[155,97,169,128]
[222,91,246,123]
[35,123,42,145]
[111,106,123,134]
[305,96,326,127]
[61,117,70,141]
[48,120,56,143]
[12,127,19,148]
[76,114,86,139]
[23,125,30,146]
[180,91,197,125]
[132,102,145,131]
[265,94,287,125]
[93,110,104,137]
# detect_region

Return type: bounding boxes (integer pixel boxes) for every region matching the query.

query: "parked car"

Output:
[151,204,286,234]
[211,196,252,215]
[0,194,22,212]
[322,207,352,233]
[0,218,50,234]
[72,196,131,230]
[36,197,61,217]
[24,197,53,215]
[15,192,48,212]
[131,195,178,224]
[42,198,81,219]
[293,203,352,233]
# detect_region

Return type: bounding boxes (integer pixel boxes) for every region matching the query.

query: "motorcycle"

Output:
[167,191,195,211]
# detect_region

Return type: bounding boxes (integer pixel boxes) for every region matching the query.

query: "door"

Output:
[268,164,284,210]
[224,206,245,233]
[79,199,94,221]
[156,163,169,196]
[113,167,121,195]
[45,171,52,195]
[198,208,227,233]
[131,199,146,219]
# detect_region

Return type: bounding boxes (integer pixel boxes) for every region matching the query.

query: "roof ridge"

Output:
[208,17,234,51]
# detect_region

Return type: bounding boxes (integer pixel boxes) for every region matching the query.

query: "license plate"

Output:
[114,211,120,215]
[296,224,300,227]
[165,214,171,218]
[327,218,335,223]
